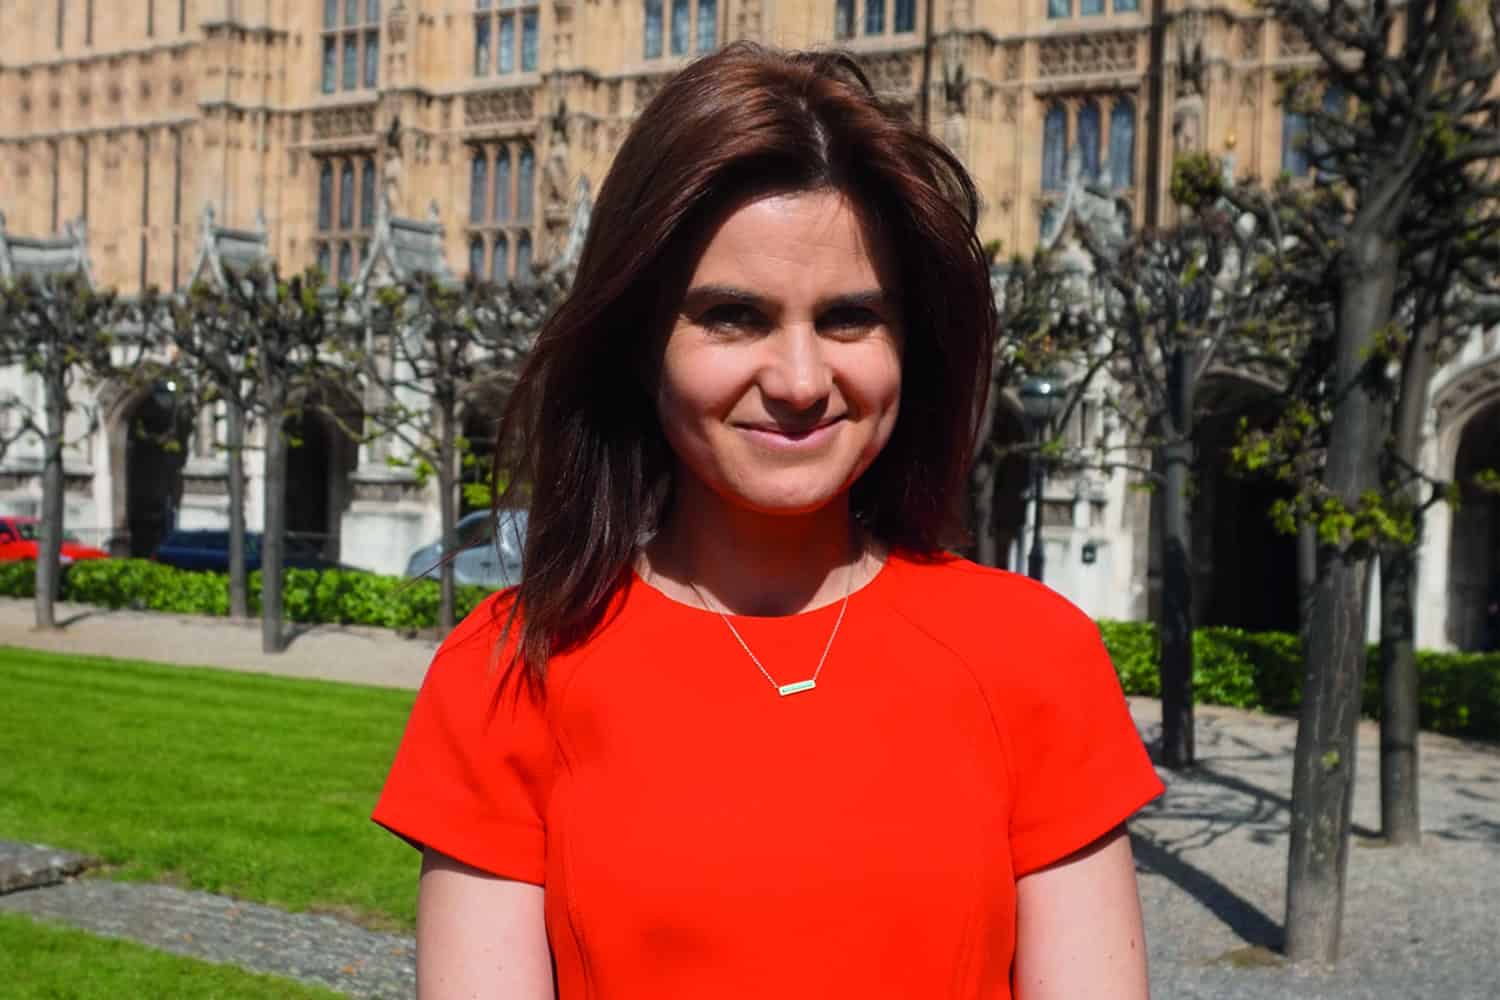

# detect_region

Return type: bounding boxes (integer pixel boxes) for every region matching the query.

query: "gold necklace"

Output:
[688,560,855,697]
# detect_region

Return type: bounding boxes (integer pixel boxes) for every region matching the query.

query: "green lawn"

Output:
[0,646,421,929]
[0,912,347,999]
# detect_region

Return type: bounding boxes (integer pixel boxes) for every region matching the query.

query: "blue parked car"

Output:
[150,530,344,573]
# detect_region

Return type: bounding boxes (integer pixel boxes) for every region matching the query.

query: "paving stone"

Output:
[0,841,96,895]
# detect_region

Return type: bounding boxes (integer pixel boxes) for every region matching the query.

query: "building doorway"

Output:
[124,382,192,557]
[1191,381,1300,634]
[282,392,360,562]
[1448,401,1500,651]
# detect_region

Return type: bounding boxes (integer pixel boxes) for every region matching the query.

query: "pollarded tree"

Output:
[0,272,141,627]
[344,271,563,633]
[1203,0,1500,963]
[160,267,351,653]
[1073,156,1298,770]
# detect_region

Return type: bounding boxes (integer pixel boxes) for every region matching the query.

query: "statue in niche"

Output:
[542,99,572,219]
[381,114,403,218]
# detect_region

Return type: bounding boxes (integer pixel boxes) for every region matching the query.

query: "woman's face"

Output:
[655,188,903,518]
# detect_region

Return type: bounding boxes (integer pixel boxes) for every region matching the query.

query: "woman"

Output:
[375,44,1162,999]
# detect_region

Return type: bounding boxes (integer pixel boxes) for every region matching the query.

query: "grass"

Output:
[0,645,422,929]
[0,912,348,999]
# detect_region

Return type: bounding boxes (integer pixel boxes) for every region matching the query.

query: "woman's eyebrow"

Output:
[681,286,889,311]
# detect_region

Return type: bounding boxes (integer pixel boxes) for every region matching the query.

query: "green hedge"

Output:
[5,558,1497,739]
[1,558,493,634]
[1099,620,1500,742]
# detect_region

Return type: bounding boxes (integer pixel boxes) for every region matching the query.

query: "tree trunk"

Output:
[971,456,999,567]
[225,400,249,620]
[33,368,67,630]
[1284,231,1395,965]
[261,397,288,654]
[1159,345,1196,769]
[1376,321,1435,846]
[1298,523,1318,636]
[437,402,458,635]
[1378,544,1421,845]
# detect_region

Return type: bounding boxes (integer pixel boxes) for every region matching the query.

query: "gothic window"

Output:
[835,0,854,39]
[491,234,509,282]
[1042,104,1067,191]
[521,10,539,70]
[469,236,485,279]
[516,233,533,279]
[1077,101,1101,181]
[1080,0,1104,15]
[499,13,515,73]
[696,0,717,52]
[323,0,380,92]
[469,140,536,284]
[361,158,377,227]
[1282,109,1310,176]
[1109,99,1136,186]
[314,155,377,283]
[470,151,489,223]
[318,162,334,231]
[477,0,539,75]
[893,0,915,32]
[339,161,355,229]
[645,0,664,58]
[648,0,713,58]
[493,150,512,222]
[1048,0,1070,18]
[1115,0,1138,10]
[865,0,884,34]
[517,146,535,222]
[671,0,690,55]
[474,9,491,73]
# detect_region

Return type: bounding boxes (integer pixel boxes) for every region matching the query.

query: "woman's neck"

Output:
[642,480,876,617]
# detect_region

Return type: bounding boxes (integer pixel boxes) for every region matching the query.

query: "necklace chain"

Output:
[688,560,855,697]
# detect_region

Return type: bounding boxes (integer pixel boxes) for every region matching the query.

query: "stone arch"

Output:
[101,376,193,557]
[283,383,363,562]
[1190,373,1300,633]
[970,390,1029,570]
[1445,398,1500,651]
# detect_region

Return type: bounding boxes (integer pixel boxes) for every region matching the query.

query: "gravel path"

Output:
[4,601,1498,997]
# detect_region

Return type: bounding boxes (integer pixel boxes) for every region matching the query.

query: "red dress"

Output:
[374,551,1163,998]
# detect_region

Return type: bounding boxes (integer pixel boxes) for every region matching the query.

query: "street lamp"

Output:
[1020,371,1067,582]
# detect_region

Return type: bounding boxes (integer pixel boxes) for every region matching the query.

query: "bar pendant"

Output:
[778,679,817,697]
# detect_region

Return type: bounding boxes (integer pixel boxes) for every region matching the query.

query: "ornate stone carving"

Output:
[463,88,535,126]
[1278,24,1312,58]
[1240,20,1263,60]
[608,81,622,117]
[352,478,425,503]
[1038,32,1138,79]
[1004,43,1022,81]
[311,105,377,140]
[1002,91,1019,123]
[859,52,915,95]
[634,75,664,110]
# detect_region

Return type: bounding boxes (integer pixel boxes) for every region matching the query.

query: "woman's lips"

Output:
[736,418,844,450]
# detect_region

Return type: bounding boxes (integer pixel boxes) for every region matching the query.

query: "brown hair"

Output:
[492,43,996,683]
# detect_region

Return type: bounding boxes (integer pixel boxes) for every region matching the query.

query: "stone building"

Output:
[1,1,1497,648]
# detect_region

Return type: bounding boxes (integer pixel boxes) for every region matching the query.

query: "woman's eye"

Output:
[820,307,879,333]
[700,304,764,330]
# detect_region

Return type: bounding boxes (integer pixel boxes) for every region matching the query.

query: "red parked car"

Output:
[0,516,109,565]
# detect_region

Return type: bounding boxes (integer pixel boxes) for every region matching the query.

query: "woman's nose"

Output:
[758,325,833,412]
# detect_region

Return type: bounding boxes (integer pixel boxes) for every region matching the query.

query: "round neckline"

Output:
[629,548,902,623]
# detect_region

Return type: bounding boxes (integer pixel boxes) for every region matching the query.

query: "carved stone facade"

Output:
[3,1,1496,645]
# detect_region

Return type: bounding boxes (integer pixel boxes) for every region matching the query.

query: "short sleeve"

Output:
[372,596,552,885]
[1002,608,1162,878]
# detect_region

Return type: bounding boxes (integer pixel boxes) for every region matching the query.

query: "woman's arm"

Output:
[1013,825,1150,1000]
[416,848,552,1000]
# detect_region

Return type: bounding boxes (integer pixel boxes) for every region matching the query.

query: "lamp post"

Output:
[1020,372,1066,582]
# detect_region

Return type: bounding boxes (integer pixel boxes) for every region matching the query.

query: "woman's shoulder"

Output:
[884,550,1099,647]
